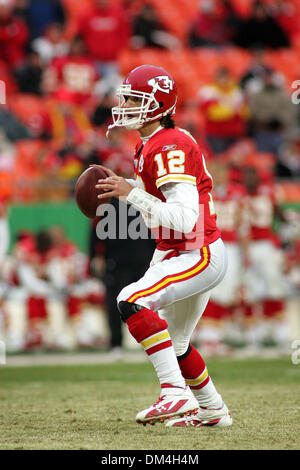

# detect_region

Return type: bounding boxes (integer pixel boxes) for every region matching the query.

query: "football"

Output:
[75,165,110,218]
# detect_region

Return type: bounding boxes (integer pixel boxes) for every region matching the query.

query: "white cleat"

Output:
[136,385,199,426]
[165,402,232,428]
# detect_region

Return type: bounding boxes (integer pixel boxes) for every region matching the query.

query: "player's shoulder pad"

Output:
[147,127,198,155]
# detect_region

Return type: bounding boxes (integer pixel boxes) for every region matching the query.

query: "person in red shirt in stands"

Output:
[198,66,249,155]
[188,0,239,48]
[43,36,99,106]
[45,87,93,146]
[0,0,29,69]
[79,0,130,78]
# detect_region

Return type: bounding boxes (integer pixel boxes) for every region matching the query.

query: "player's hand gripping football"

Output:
[94,165,133,200]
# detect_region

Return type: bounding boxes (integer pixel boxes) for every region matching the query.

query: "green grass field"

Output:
[0,357,300,450]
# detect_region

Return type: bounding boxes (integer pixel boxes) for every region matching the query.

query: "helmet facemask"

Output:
[111,84,161,130]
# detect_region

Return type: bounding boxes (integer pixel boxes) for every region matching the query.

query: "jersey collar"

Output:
[140,125,164,145]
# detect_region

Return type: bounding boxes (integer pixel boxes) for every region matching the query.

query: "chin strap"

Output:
[106,123,117,138]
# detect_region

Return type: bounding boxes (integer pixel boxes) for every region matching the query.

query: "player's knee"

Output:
[117,300,144,322]
[177,344,192,361]
[172,337,190,358]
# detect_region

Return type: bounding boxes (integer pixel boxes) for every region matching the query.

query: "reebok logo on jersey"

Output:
[162,144,177,152]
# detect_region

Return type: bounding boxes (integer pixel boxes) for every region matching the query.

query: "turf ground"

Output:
[0,357,299,450]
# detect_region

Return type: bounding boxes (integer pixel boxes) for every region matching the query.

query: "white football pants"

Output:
[117,237,227,355]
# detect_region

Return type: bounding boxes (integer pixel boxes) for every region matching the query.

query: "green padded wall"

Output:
[8,202,91,254]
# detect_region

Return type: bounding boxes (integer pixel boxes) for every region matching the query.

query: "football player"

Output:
[95,65,232,427]
[195,160,248,353]
[242,166,288,348]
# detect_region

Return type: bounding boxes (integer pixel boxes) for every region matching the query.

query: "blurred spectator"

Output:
[15,229,63,349]
[276,140,300,179]
[188,0,239,48]
[2,226,106,350]
[79,0,131,78]
[0,107,31,141]
[242,166,289,349]
[0,130,16,173]
[248,69,296,156]
[198,66,249,154]
[194,160,248,354]
[240,47,275,95]
[131,3,181,50]
[46,88,92,145]
[98,128,134,177]
[92,90,116,128]
[31,22,69,66]
[0,0,29,69]
[14,50,43,94]
[235,0,290,50]
[0,200,9,262]
[283,238,300,302]
[42,36,99,106]
[49,225,106,349]
[0,201,9,330]
[15,0,66,40]
[270,0,300,44]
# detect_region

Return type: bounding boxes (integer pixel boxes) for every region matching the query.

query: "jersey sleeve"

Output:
[148,137,198,189]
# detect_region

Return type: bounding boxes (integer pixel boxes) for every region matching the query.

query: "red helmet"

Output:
[110,65,177,131]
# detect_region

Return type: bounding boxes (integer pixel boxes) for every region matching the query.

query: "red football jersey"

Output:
[213,183,247,243]
[245,185,277,241]
[47,56,99,104]
[133,127,221,251]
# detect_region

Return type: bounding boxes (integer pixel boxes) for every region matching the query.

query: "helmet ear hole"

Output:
[159,102,163,108]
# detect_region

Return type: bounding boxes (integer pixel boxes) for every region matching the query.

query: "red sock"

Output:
[126,307,185,388]
[126,307,172,356]
[178,345,210,390]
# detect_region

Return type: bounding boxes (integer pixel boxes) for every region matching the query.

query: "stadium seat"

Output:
[15,139,46,177]
[14,139,48,201]
[275,181,300,203]
[0,171,14,202]
[231,0,254,17]
[220,48,252,78]
[266,49,300,86]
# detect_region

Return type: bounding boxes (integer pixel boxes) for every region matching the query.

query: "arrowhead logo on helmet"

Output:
[147,76,174,94]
